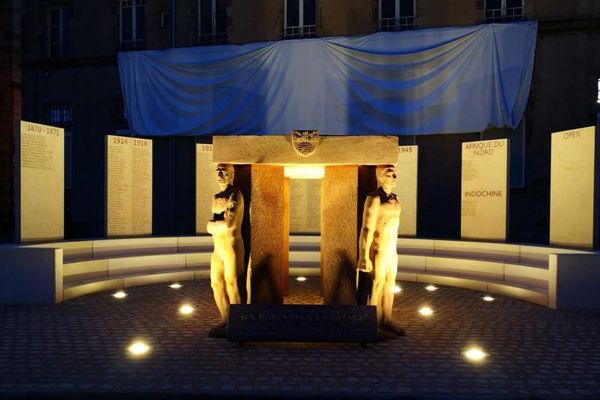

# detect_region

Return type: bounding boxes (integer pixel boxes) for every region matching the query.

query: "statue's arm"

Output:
[208,191,243,234]
[357,195,379,272]
[206,215,218,234]
[226,190,244,230]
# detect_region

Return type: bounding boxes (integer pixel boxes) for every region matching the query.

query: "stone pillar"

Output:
[233,165,251,304]
[249,165,288,304]
[320,166,358,305]
[356,165,378,305]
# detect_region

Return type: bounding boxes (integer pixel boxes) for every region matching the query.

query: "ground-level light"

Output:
[127,340,151,357]
[463,346,488,363]
[179,304,194,315]
[418,306,434,317]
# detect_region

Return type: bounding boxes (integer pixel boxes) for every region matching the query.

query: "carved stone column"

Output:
[320,165,358,305]
[249,165,289,304]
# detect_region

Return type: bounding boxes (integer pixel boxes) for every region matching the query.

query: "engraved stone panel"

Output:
[460,139,509,241]
[550,126,597,248]
[394,145,418,237]
[289,179,321,234]
[106,135,152,237]
[16,121,64,243]
[227,304,378,343]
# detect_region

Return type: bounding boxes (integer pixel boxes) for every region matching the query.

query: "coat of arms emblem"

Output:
[291,130,319,157]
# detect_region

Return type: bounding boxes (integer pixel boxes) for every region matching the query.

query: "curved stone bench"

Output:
[289,237,599,309]
[0,236,598,309]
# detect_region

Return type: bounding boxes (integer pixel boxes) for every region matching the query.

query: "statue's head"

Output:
[376,165,397,188]
[216,163,234,187]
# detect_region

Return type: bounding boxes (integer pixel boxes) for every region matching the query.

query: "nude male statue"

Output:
[207,163,245,338]
[357,165,405,338]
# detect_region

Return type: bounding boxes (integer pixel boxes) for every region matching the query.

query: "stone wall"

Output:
[0,0,21,242]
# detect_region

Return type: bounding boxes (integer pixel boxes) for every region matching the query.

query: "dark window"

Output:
[284,0,316,39]
[48,6,72,59]
[381,0,395,19]
[399,0,414,17]
[120,0,145,50]
[303,0,316,27]
[485,0,523,23]
[287,0,299,27]
[159,11,170,29]
[198,0,227,45]
[379,0,415,32]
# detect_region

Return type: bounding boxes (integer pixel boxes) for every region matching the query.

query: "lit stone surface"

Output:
[213,135,398,165]
[395,145,418,237]
[106,135,152,237]
[16,121,64,243]
[550,126,596,248]
[460,139,508,241]
[62,279,123,301]
[289,178,321,234]
[321,166,358,305]
[249,165,288,303]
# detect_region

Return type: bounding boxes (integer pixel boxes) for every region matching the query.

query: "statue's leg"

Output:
[210,251,228,322]
[223,244,242,305]
[245,255,252,305]
[381,252,404,336]
[370,255,387,325]
[235,240,247,304]
[382,252,398,325]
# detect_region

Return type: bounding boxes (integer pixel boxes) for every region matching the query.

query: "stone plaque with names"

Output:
[461,139,509,241]
[394,145,418,237]
[106,135,152,237]
[550,126,597,248]
[227,304,378,343]
[196,144,221,234]
[289,179,321,234]
[16,121,64,243]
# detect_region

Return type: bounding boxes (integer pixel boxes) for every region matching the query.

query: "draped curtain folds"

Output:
[118,22,537,136]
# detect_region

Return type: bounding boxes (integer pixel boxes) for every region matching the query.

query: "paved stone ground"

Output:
[1,278,600,399]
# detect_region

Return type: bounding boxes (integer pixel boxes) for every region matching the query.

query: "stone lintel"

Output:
[213,135,398,165]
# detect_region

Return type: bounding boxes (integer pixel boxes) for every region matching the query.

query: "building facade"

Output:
[0,0,21,243]
[2,0,599,243]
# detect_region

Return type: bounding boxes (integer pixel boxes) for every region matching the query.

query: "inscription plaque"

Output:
[16,121,64,242]
[106,135,152,237]
[394,145,418,237]
[550,126,597,248]
[461,139,509,241]
[289,179,321,234]
[227,304,378,343]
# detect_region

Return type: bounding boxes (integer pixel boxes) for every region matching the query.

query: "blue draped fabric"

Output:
[118,22,537,136]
